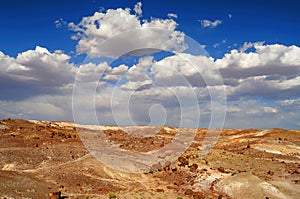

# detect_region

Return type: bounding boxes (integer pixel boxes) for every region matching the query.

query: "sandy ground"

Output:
[0,119,299,199]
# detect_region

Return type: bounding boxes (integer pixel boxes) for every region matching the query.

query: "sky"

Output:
[0,0,299,129]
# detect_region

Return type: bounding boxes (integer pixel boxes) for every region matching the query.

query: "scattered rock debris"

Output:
[0,119,299,199]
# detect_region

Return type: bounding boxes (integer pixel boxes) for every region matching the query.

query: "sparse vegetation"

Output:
[108,192,117,199]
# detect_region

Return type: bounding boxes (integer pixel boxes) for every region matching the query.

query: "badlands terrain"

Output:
[0,119,299,199]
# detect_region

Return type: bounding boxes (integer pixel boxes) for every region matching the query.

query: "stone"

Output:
[48,191,61,199]
[267,170,274,176]
[174,179,184,186]
[189,163,198,172]
[184,189,194,195]
[156,188,164,192]
[193,191,204,199]
[178,156,189,167]
[218,167,226,173]
[171,167,177,172]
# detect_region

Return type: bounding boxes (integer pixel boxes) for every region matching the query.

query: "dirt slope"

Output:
[0,119,299,199]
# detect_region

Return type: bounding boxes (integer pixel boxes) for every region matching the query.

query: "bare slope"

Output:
[0,119,299,199]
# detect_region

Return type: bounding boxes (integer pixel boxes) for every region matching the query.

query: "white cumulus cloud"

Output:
[199,19,222,28]
[0,46,76,101]
[0,4,299,129]
[168,13,178,18]
[69,5,185,57]
[134,2,143,15]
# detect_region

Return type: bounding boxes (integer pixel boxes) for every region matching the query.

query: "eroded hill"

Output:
[0,119,299,199]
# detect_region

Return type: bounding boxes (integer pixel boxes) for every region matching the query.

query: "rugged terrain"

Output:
[0,119,299,199]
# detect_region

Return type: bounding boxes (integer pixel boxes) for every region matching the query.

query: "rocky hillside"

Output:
[0,119,299,199]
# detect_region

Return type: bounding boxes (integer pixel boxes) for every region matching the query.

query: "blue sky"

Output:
[0,0,300,129]
[1,0,300,57]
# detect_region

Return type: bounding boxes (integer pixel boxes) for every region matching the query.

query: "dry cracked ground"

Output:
[0,119,299,199]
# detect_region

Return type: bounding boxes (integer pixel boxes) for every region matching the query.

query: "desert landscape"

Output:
[0,119,299,199]
[1,1,300,199]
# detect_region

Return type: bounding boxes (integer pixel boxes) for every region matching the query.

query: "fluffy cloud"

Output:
[239,41,264,52]
[0,46,76,100]
[103,64,128,82]
[69,4,185,57]
[224,98,300,129]
[0,94,72,121]
[125,56,153,82]
[134,2,142,15]
[151,53,221,87]
[216,43,300,99]
[168,13,178,18]
[74,43,299,128]
[1,42,299,129]
[199,19,222,28]
[0,4,299,129]
[217,43,300,69]
[16,46,76,86]
[54,18,67,29]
